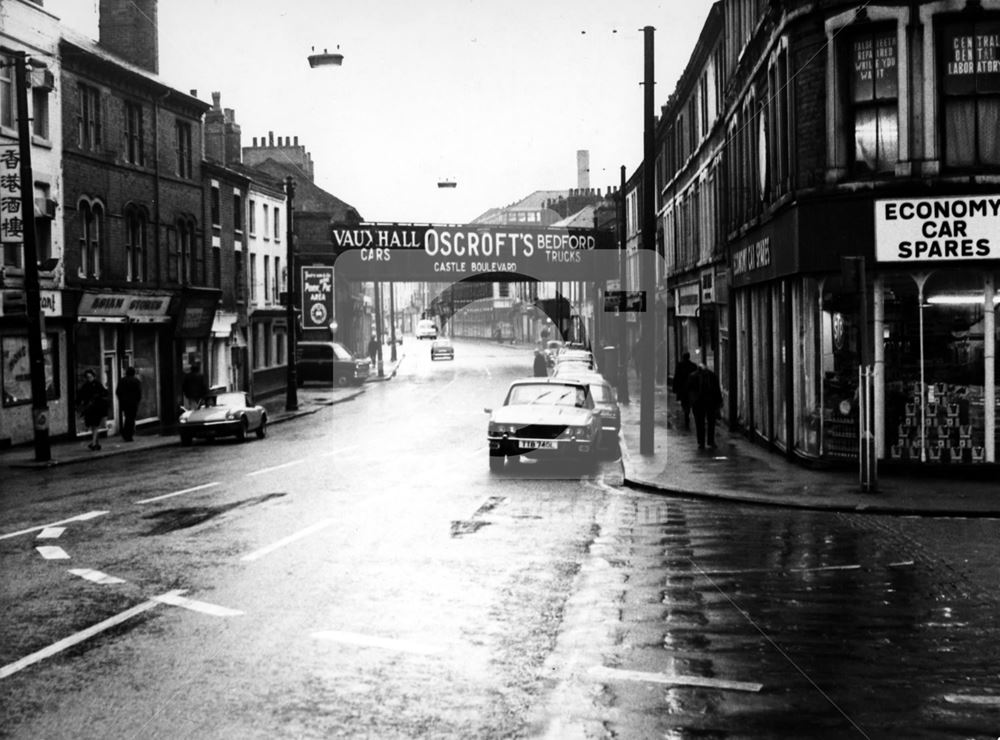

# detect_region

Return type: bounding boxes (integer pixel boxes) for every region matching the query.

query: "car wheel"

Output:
[336,375,349,387]
[256,416,268,439]
[180,432,192,446]
[236,417,248,442]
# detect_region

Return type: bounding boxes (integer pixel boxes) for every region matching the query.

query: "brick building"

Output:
[653,0,1000,474]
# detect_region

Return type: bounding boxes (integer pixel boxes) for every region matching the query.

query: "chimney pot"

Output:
[212,91,221,107]
[269,131,274,146]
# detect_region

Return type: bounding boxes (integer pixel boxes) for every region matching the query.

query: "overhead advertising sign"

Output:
[874,196,1000,262]
[301,266,334,329]
[331,223,616,282]
[1,145,23,245]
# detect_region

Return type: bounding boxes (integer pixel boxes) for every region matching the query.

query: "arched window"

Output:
[125,205,147,282]
[79,199,103,279]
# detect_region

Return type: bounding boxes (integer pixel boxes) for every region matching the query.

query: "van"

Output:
[296,341,371,386]
[416,319,438,340]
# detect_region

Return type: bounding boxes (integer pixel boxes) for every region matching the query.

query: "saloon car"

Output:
[551,368,620,446]
[296,341,371,386]
[430,337,455,361]
[485,378,601,471]
[178,391,267,445]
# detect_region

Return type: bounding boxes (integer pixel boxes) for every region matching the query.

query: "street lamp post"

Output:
[388,282,397,362]
[285,176,298,411]
[639,25,656,455]
[3,49,50,461]
[373,280,384,377]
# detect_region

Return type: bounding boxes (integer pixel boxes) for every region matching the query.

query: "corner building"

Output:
[660,0,1000,472]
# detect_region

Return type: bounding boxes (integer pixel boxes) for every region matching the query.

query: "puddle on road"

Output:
[143,493,286,535]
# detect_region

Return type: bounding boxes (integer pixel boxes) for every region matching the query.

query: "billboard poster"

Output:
[301,266,334,329]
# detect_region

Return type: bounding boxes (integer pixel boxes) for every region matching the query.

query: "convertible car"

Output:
[485,378,600,471]
[178,390,267,445]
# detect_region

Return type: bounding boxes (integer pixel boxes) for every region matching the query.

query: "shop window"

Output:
[1,333,59,407]
[941,19,1000,168]
[849,27,898,174]
[821,276,861,459]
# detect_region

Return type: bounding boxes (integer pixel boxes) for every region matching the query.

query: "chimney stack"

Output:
[99,0,159,74]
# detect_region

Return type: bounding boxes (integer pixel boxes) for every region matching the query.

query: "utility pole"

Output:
[3,50,50,461]
[618,164,630,404]
[373,281,384,377]
[640,25,656,455]
[284,176,298,411]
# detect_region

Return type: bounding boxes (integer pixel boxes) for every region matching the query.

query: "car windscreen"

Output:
[202,392,244,408]
[331,344,353,361]
[507,384,587,407]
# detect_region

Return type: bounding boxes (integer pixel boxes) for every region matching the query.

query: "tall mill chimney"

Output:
[99,0,159,74]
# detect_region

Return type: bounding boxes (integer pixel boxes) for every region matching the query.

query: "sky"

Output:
[46,0,716,224]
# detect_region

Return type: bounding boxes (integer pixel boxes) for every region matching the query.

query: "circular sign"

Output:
[33,409,49,431]
[309,303,328,325]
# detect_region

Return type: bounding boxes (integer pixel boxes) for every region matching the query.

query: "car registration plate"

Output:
[521,439,556,449]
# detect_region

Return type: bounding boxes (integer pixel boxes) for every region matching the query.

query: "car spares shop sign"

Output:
[330,223,614,281]
[875,196,1000,263]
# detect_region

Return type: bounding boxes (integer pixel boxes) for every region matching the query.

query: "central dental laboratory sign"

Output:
[330,223,615,281]
[874,195,1000,263]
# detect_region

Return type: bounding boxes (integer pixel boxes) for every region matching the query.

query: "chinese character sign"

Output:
[0,145,23,245]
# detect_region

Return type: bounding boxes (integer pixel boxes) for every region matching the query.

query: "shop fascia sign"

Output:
[330,223,611,281]
[875,195,1000,262]
[78,292,172,323]
[675,282,700,317]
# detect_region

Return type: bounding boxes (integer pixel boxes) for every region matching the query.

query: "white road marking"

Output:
[942,694,1000,706]
[0,590,184,680]
[240,519,335,562]
[588,665,763,693]
[0,511,108,541]
[464,445,487,459]
[312,630,443,655]
[35,546,70,560]
[69,568,126,585]
[36,527,66,540]
[316,445,359,458]
[697,563,883,576]
[136,482,220,504]
[152,592,242,617]
[246,459,306,477]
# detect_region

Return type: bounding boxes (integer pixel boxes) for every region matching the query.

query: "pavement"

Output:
[4,338,998,518]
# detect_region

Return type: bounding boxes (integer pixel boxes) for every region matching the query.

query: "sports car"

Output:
[178,390,267,445]
[485,378,600,471]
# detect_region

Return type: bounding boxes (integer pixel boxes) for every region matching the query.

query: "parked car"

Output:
[416,319,438,340]
[485,378,600,471]
[178,390,267,445]
[296,341,371,386]
[550,369,620,446]
[431,337,455,361]
[555,348,596,370]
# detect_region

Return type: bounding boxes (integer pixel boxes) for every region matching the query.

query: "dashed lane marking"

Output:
[0,589,184,680]
[312,630,443,655]
[695,562,914,576]
[316,445,359,458]
[0,511,108,541]
[942,694,1000,707]
[136,482,220,504]
[240,519,335,562]
[36,527,66,540]
[69,568,126,585]
[589,665,763,693]
[246,459,306,477]
[35,546,70,560]
[152,592,243,617]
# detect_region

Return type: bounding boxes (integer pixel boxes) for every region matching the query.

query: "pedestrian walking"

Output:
[672,352,697,430]
[368,333,380,366]
[533,348,549,377]
[181,362,208,410]
[76,369,108,451]
[115,366,142,442]
[687,362,722,449]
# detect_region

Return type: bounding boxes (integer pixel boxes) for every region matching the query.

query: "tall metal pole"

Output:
[640,25,656,455]
[389,282,397,362]
[374,280,384,377]
[617,164,630,404]
[10,51,51,461]
[284,176,298,411]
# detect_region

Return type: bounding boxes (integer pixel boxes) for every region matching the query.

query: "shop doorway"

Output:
[102,351,119,436]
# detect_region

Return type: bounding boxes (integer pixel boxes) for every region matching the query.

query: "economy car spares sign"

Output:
[874,195,1000,262]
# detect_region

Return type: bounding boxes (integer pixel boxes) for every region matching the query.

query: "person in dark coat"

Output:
[672,352,697,430]
[533,349,549,377]
[687,363,723,449]
[367,333,380,366]
[115,366,142,442]
[76,369,108,451]
[182,362,208,410]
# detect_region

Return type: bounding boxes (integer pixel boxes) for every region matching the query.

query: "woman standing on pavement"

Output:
[76,369,109,451]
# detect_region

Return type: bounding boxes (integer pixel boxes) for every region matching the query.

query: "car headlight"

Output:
[179,416,188,424]
[568,425,588,437]
[225,410,238,420]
